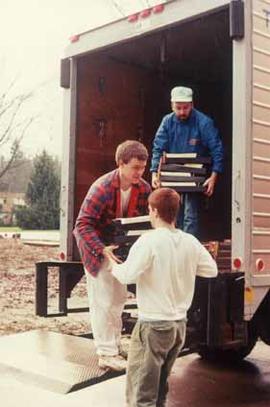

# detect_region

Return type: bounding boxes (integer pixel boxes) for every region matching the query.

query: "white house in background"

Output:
[0,192,26,225]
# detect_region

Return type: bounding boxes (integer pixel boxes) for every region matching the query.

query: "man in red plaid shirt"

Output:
[74,140,151,372]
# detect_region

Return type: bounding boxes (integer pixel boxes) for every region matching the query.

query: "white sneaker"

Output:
[98,355,127,372]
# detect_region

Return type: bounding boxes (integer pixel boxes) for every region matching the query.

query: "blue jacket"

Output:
[150,109,224,173]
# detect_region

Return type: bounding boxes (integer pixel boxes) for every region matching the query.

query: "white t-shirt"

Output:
[120,187,131,217]
[112,227,218,321]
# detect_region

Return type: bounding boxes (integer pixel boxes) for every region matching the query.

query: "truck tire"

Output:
[198,323,258,363]
[198,339,257,363]
[255,290,270,345]
[259,325,270,345]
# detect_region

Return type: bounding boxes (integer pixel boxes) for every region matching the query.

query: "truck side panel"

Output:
[251,0,270,275]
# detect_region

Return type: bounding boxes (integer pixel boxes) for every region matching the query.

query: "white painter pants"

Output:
[85,261,127,356]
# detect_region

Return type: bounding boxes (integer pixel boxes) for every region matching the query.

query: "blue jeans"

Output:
[177,193,199,237]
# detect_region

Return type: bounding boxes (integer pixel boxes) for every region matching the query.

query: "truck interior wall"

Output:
[73,7,232,258]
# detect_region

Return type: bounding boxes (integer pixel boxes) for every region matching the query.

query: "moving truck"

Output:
[59,0,270,361]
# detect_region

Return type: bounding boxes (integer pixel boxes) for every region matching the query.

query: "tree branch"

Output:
[0,117,35,179]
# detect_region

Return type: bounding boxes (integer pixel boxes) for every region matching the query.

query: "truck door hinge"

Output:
[96,119,107,147]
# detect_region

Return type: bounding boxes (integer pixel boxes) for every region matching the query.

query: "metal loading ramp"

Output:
[0,330,124,394]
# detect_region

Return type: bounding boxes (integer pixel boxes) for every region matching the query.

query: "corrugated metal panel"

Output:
[252,0,270,275]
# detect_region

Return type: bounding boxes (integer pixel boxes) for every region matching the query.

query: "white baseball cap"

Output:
[171,86,193,102]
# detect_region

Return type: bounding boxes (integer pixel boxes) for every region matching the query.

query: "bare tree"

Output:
[0,80,35,180]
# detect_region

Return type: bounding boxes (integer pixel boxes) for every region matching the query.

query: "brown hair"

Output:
[115,140,148,165]
[148,188,180,224]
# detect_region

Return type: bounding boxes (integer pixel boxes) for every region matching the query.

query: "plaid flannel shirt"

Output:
[73,169,151,276]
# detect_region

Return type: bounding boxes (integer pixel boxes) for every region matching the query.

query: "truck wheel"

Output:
[198,339,256,363]
[255,290,270,345]
[259,325,270,345]
[198,323,258,363]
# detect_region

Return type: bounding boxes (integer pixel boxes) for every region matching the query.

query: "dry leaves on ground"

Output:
[0,239,89,337]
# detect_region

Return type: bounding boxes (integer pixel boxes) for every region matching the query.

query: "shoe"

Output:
[98,355,127,372]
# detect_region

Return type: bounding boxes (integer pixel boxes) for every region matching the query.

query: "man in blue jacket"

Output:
[150,86,224,237]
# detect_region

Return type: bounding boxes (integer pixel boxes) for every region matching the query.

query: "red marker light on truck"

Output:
[153,4,165,13]
[233,257,242,269]
[59,252,66,261]
[256,258,265,272]
[128,13,139,22]
[69,34,80,43]
[139,9,152,18]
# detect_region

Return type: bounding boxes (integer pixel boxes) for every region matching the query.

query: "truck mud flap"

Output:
[187,273,245,349]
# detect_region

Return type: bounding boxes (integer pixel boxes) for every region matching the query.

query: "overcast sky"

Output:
[0,0,162,159]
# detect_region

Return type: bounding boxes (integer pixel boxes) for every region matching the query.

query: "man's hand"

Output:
[103,245,122,265]
[152,172,160,189]
[203,172,218,197]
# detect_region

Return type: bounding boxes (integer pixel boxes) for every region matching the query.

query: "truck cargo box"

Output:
[58,0,270,358]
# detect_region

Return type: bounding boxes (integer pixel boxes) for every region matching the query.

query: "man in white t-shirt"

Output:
[111,187,218,406]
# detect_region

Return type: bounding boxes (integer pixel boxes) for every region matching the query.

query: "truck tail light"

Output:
[256,258,265,272]
[233,257,242,270]
[59,252,66,261]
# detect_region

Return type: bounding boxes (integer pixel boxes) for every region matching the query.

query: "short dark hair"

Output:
[148,188,180,224]
[115,140,148,165]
